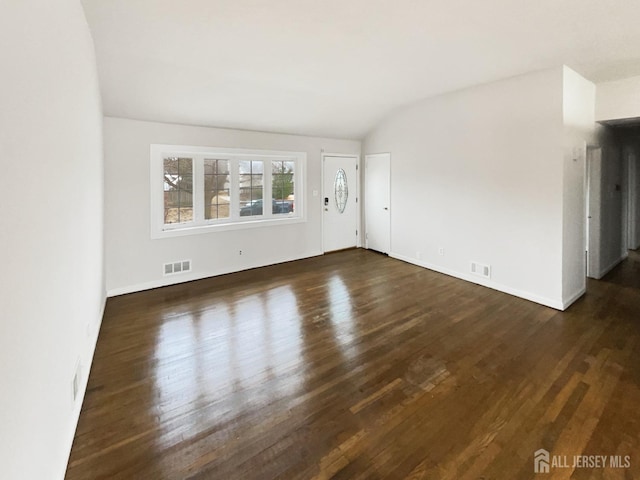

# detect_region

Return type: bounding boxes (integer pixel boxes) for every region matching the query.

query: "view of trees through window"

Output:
[239,160,264,217]
[163,157,193,224]
[272,161,295,214]
[204,159,230,220]
[162,154,297,226]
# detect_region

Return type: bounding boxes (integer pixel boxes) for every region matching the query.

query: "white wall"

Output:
[0,1,104,479]
[631,151,640,249]
[104,117,360,295]
[562,67,596,306]
[586,146,603,277]
[596,75,640,122]
[363,68,566,309]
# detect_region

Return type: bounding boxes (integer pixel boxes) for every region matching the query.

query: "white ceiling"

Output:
[81,0,640,139]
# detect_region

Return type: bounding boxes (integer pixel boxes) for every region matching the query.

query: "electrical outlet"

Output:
[239,250,243,255]
[416,251,422,260]
[438,247,445,256]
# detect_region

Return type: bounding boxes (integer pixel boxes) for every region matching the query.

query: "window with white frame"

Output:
[151,145,305,238]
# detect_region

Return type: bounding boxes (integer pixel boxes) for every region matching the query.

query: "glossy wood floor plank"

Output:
[66,249,640,479]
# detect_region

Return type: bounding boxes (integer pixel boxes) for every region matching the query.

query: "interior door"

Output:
[586,147,602,278]
[323,155,358,252]
[365,153,391,254]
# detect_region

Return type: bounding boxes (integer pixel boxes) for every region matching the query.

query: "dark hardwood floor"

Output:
[66,249,640,479]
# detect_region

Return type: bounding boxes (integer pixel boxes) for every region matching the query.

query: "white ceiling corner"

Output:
[81,0,640,139]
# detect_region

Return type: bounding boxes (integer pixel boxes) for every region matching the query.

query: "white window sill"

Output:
[151,215,306,239]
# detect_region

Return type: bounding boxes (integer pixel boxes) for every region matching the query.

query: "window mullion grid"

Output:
[158,155,166,231]
[293,157,300,215]
[263,159,272,220]
[192,155,204,226]
[274,160,283,214]
[230,158,240,221]
[297,156,303,216]
[153,146,304,238]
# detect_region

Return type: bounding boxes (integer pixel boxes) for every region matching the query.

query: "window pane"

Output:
[218,203,230,219]
[204,159,230,220]
[164,158,179,175]
[251,186,263,201]
[164,157,193,224]
[217,188,230,220]
[178,207,193,223]
[251,174,263,187]
[217,161,229,174]
[272,160,284,174]
[251,161,264,174]
[239,160,251,174]
[239,173,251,187]
[218,189,230,205]
[272,160,295,215]
[178,158,192,174]
[204,160,215,175]
[179,176,193,207]
[238,161,263,217]
[273,200,284,214]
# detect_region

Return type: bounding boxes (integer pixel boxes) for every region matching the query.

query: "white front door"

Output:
[323,155,358,252]
[365,153,391,254]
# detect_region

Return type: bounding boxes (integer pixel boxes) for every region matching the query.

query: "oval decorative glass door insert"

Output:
[334,168,349,214]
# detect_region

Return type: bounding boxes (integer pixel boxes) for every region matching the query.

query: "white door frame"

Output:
[586,146,602,279]
[585,145,591,277]
[321,152,361,253]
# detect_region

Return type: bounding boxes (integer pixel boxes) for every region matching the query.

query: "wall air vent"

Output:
[163,259,192,276]
[470,261,491,279]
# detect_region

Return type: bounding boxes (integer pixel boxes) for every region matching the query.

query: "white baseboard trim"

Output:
[562,287,586,310]
[596,255,626,280]
[107,251,323,297]
[390,252,565,311]
[96,293,106,334]
[63,289,107,478]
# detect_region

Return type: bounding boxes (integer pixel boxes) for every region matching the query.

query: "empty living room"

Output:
[3,1,640,479]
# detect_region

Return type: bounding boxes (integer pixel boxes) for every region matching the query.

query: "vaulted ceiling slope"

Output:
[81,0,640,139]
